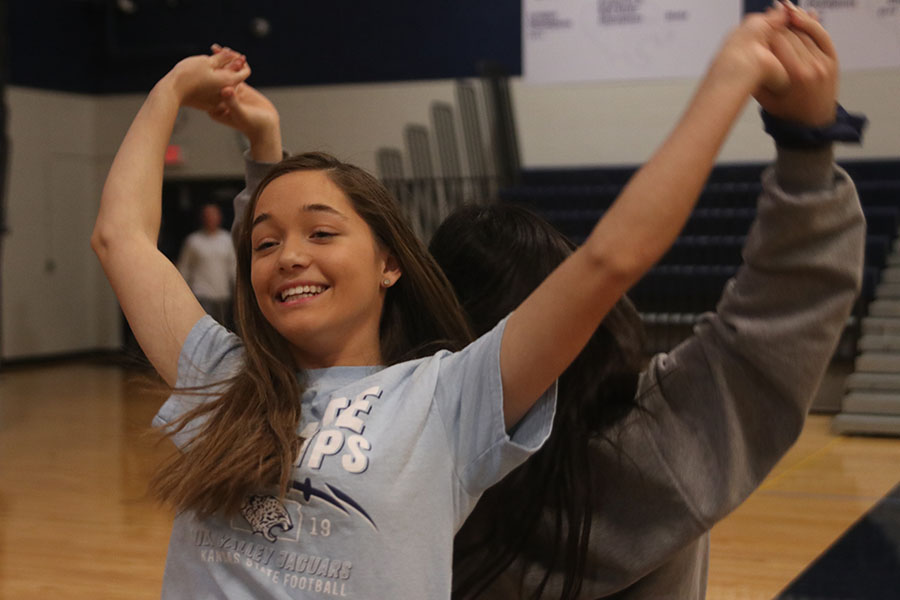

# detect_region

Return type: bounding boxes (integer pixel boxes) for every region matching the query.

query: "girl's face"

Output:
[249,170,399,368]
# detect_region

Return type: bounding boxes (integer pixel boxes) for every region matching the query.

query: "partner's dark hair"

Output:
[430,203,647,599]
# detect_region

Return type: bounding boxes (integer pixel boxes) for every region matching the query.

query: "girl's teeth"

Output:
[281,285,325,301]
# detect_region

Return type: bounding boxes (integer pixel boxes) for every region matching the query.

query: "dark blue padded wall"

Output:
[10,0,521,93]
[10,1,775,94]
[8,1,104,93]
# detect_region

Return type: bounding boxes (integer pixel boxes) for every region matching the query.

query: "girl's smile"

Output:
[276,281,330,305]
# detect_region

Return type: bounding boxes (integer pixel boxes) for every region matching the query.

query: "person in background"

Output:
[176,202,236,326]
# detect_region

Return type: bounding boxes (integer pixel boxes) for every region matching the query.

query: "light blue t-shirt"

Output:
[153,315,556,599]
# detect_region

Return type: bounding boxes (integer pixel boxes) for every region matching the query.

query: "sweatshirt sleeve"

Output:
[649,146,863,516]
[568,145,866,595]
[231,150,287,246]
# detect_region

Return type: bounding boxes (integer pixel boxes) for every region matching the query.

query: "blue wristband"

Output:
[761,104,867,150]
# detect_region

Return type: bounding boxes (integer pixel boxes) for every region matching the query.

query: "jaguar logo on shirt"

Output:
[241,495,294,542]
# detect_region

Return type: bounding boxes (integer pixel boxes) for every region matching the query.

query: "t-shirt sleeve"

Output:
[152,315,245,446]
[433,315,557,497]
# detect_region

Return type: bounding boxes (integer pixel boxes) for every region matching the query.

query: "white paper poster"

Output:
[799,0,900,70]
[523,0,742,84]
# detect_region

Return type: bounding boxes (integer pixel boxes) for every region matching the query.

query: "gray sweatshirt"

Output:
[452,145,865,599]
[233,145,865,599]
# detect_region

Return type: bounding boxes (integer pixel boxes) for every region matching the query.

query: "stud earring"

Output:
[382,278,392,288]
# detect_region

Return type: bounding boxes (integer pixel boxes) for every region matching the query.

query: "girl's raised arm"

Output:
[499,7,796,426]
[91,52,251,386]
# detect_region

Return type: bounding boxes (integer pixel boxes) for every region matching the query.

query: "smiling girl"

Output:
[94,7,798,598]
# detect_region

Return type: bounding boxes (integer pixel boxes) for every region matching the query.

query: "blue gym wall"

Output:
[10,0,772,93]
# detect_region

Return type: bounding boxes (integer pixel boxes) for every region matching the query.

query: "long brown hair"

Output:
[429,204,647,599]
[152,152,473,517]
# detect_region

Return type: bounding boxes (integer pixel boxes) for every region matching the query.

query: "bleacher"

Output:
[505,160,897,332]
[501,159,900,434]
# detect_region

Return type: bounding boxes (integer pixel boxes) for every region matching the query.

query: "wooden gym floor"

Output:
[1,361,899,599]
